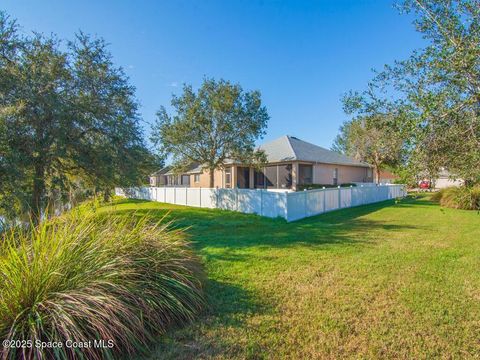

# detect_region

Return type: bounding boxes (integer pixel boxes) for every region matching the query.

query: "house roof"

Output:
[163,163,203,176]
[185,164,203,174]
[152,136,371,175]
[259,135,371,167]
[150,166,172,177]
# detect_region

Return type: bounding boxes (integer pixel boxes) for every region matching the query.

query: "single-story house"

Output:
[150,135,374,191]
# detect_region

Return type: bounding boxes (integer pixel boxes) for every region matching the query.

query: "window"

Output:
[298,164,313,185]
[264,165,278,188]
[225,167,232,188]
[167,175,178,186]
[333,168,338,185]
[150,177,155,186]
[278,164,292,189]
[367,168,373,178]
[194,174,200,183]
[236,167,250,188]
[254,169,265,188]
[181,175,190,186]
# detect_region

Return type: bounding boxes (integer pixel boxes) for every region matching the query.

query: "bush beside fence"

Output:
[115,185,406,222]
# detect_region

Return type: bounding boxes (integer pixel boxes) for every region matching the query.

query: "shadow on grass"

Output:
[150,279,269,360]
[104,196,423,359]
[393,195,439,208]
[105,197,420,254]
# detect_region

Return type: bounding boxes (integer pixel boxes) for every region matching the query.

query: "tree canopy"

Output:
[332,113,404,183]
[152,78,269,187]
[0,12,158,220]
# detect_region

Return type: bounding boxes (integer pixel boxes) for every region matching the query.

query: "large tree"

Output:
[395,0,480,185]
[0,12,157,221]
[332,113,404,183]
[152,78,269,187]
[337,0,480,186]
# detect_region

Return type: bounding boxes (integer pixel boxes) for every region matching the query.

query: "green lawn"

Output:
[100,195,480,359]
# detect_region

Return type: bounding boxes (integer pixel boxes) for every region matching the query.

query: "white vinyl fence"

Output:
[115,184,406,222]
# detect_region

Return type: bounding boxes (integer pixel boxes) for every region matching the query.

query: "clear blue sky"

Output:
[2,0,424,149]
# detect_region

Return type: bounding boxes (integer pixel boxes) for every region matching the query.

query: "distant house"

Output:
[149,167,171,187]
[416,167,463,189]
[378,169,398,184]
[149,164,201,187]
[432,168,463,189]
[150,135,374,191]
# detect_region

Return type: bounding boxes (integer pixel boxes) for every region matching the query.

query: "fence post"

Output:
[304,189,307,218]
[323,187,326,212]
[338,186,341,208]
[260,189,263,216]
[350,185,353,207]
[236,187,239,211]
[199,187,202,207]
[216,186,219,208]
[185,187,188,206]
[164,186,166,203]
[174,187,176,204]
[285,191,289,220]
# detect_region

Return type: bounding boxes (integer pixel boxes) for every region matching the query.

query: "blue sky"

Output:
[2,0,424,149]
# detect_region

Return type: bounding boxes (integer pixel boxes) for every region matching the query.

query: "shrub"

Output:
[430,190,443,202]
[432,186,480,210]
[0,211,204,359]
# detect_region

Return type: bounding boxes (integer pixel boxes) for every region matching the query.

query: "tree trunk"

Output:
[31,162,45,224]
[375,166,381,184]
[209,168,215,188]
[103,188,111,202]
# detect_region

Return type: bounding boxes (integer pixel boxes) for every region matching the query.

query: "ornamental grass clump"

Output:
[433,186,480,210]
[0,212,204,360]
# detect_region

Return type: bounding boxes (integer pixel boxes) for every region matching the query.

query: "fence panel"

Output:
[340,187,352,208]
[237,189,262,214]
[200,188,217,208]
[217,189,236,211]
[351,187,361,207]
[154,187,164,202]
[324,189,339,211]
[261,191,287,219]
[186,188,201,207]
[306,190,324,217]
[364,186,375,204]
[286,192,307,221]
[165,188,175,203]
[176,187,188,206]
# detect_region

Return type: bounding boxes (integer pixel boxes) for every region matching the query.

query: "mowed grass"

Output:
[99,195,480,359]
